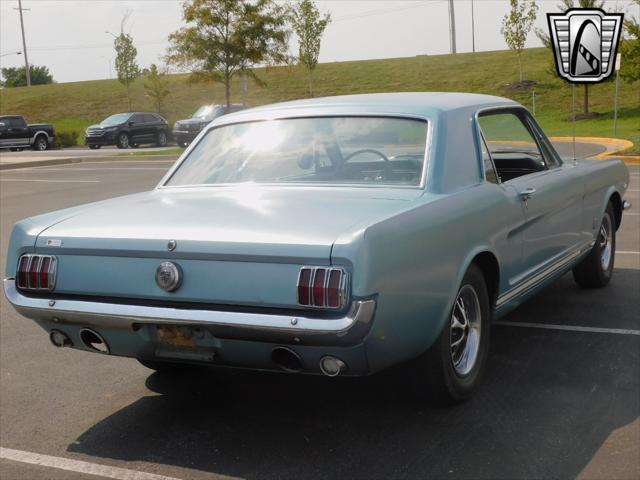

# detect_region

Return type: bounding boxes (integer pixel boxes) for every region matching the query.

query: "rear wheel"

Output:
[116,133,129,149]
[33,135,48,151]
[410,264,491,404]
[156,130,168,147]
[573,202,616,288]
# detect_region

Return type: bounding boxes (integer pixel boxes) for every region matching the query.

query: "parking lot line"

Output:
[0,179,100,183]
[617,251,640,255]
[494,321,640,336]
[0,447,183,480]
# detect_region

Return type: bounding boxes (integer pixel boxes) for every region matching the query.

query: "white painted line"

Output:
[17,167,169,172]
[617,251,640,255]
[0,447,183,480]
[494,321,640,336]
[0,179,100,183]
[624,212,640,216]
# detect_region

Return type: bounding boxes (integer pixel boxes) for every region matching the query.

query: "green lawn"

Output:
[1,48,638,150]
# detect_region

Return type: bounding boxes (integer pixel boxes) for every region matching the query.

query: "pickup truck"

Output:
[0,115,55,151]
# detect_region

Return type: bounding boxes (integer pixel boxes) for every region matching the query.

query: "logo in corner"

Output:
[547,8,623,83]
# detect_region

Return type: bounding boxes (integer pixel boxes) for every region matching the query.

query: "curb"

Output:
[0,154,179,171]
[549,136,638,164]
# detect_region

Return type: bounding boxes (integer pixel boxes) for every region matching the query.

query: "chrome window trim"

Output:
[474,105,559,181]
[157,113,434,191]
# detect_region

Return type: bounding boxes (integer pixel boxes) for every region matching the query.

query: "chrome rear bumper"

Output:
[3,278,375,346]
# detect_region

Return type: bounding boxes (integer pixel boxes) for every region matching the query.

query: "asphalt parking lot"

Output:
[0,159,638,480]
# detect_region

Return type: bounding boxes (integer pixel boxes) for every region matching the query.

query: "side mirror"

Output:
[128,121,135,127]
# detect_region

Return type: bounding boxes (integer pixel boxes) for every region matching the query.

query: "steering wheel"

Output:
[343,148,390,164]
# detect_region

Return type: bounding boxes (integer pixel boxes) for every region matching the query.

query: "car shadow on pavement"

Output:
[67,271,640,480]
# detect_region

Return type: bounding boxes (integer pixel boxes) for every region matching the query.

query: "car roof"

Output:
[215,92,519,124]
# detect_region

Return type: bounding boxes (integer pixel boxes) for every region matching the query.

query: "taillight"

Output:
[297,267,348,310]
[16,254,57,291]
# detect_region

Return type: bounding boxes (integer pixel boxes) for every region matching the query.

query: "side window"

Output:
[130,114,143,124]
[145,114,159,123]
[480,135,499,184]
[478,111,546,182]
[14,117,27,128]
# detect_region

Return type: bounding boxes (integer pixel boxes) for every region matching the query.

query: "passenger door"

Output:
[5,117,30,146]
[478,108,584,283]
[128,114,147,144]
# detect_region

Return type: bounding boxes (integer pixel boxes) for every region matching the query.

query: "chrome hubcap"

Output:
[599,213,612,271]
[450,285,482,376]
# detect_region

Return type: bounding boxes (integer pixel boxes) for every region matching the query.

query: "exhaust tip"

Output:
[271,346,302,372]
[79,328,110,354]
[49,330,72,348]
[319,356,347,377]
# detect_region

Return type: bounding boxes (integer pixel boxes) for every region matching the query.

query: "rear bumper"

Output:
[3,278,376,372]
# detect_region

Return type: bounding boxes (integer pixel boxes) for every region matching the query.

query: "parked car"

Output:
[3,93,632,403]
[85,112,169,149]
[173,104,247,147]
[0,115,55,151]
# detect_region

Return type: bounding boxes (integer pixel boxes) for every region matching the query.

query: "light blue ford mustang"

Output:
[4,93,632,403]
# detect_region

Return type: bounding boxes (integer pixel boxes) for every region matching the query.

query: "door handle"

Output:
[520,188,537,201]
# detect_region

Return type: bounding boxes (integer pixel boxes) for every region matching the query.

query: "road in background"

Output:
[0,160,638,480]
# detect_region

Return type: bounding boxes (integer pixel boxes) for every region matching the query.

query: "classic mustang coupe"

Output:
[4,93,632,403]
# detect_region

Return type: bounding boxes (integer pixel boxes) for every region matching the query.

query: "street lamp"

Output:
[0,51,22,58]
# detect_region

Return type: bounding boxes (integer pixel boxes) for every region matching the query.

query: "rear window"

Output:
[165,116,428,187]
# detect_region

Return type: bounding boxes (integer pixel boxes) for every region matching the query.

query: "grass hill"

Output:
[1,47,638,149]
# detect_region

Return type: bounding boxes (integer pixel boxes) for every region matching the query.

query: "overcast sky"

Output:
[0,0,636,83]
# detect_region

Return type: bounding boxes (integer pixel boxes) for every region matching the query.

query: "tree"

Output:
[620,0,640,102]
[167,0,290,107]
[290,0,331,97]
[502,0,538,82]
[535,0,605,116]
[0,65,53,87]
[144,64,170,113]
[113,14,141,111]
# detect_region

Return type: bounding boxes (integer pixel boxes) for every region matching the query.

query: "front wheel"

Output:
[410,264,491,404]
[573,202,616,288]
[116,133,129,149]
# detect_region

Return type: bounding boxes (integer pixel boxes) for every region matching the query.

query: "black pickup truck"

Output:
[0,115,56,151]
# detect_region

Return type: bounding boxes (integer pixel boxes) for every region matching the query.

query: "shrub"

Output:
[52,130,79,148]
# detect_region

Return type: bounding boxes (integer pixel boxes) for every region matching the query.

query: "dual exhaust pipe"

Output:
[51,330,341,375]
[49,328,110,354]
[271,346,346,377]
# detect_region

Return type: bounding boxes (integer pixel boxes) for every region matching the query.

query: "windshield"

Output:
[193,105,218,120]
[165,117,428,187]
[100,113,132,127]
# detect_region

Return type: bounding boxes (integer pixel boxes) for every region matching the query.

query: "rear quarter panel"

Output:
[332,183,524,373]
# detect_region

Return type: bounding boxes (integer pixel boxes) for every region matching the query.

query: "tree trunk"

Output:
[518,52,523,83]
[309,69,314,98]
[127,83,132,111]
[225,71,231,109]
[583,84,589,115]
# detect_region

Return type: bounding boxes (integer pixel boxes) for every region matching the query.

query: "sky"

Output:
[0,0,637,84]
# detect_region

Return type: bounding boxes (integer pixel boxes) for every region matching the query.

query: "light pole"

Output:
[448,0,457,54]
[15,0,31,86]
[471,0,475,53]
